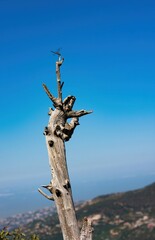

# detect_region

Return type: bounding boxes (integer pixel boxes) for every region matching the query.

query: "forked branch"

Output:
[43,84,62,109]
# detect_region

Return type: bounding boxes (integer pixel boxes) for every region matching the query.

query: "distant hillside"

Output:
[1,182,155,240]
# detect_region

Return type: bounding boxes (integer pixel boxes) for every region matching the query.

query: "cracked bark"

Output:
[38,56,93,240]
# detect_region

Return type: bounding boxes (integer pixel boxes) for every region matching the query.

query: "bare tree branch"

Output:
[38,188,54,201]
[42,84,62,109]
[67,110,93,118]
[56,59,64,101]
[42,84,56,102]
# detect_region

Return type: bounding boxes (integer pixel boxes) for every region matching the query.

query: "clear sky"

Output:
[0,0,155,216]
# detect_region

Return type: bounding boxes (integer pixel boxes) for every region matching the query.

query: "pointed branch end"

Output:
[42,83,47,90]
[38,188,54,201]
[42,83,55,100]
[79,109,93,117]
[87,110,93,114]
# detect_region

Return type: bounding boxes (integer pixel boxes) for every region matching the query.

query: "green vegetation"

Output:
[0,228,39,240]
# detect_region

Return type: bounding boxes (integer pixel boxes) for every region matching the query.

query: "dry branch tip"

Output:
[38,188,54,201]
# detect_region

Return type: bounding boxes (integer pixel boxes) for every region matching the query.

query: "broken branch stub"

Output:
[80,218,93,240]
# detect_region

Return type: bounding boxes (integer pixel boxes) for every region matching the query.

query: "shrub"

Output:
[0,228,39,240]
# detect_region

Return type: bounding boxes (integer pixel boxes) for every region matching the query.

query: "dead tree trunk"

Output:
[38,54,93,240]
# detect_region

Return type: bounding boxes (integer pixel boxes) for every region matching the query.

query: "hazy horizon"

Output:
[0,174,155,219]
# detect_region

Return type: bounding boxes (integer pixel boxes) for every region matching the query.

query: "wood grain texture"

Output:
[39,56,93,240]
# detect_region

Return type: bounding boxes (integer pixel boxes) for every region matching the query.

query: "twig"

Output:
[38,188,54,201]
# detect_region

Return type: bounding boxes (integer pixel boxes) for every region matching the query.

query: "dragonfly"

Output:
[51,48,62,57]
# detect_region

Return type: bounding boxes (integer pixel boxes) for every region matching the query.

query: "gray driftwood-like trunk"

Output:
[38,55,93,240]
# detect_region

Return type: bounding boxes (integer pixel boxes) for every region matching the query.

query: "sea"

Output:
[0,174,155,219]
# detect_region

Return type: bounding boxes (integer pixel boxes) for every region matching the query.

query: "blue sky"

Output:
[0,0,155,215]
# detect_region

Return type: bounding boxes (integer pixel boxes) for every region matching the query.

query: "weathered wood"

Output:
[39,54,93,240]
[80,218,93,240]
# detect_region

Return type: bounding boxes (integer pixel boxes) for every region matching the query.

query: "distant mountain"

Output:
[1,182,155,240]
